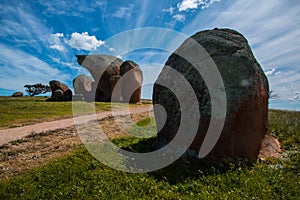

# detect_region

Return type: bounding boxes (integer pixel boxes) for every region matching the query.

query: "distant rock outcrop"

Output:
[119,60,143,104]
[76,55,123,102]
[12,92,23,97]
[73,74,94,101]
[48,80,72,101]
[153,28,280,161]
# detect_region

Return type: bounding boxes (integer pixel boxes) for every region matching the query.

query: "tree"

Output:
[24,83,51,96]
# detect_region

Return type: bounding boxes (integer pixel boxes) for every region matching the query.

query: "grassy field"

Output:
[0,96,147,129]
[0,107,299,199]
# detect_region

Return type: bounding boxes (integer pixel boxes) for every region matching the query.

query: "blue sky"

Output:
[0,0,299,111]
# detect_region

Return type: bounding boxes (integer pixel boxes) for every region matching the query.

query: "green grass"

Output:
[0,96,136,128]
[0,110,299,199]
[269,109,300,151]
[127,117,157,138]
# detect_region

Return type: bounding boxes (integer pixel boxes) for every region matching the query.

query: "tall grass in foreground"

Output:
[0,109,299,199]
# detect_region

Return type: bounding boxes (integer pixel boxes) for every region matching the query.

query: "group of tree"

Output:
[24,83,51,96]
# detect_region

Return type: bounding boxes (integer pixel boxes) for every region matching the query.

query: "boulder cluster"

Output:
[15,27,279,161]
[74,55,143,104]
[44,55,143,103]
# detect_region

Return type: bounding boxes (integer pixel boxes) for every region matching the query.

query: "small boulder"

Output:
[12,92,23,97]
[48,80,72,101]
[73,74,94,101]
[120,60,143,104]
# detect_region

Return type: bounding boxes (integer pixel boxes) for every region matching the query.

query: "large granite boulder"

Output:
[119,60,143,104]
[73,74,94,101]
[12,92,23,97]
[48,80,72,101]
[109,75,123,102]
[76,55,123,102]
[153,28,280,161]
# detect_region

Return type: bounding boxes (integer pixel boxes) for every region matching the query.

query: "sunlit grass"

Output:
[0,96,146,128]
[0,109,299,199]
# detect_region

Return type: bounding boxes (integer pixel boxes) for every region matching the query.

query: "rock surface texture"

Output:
[119,60,143,104]
[76,55,143,103]
[76,55,123,102]
[48,80,72,101]
[153,28,280,161]
[73,74,94,101]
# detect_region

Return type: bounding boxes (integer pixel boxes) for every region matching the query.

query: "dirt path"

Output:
[0,106,154,179]
[0,105,152,146]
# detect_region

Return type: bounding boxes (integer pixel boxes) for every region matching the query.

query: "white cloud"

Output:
[178,0,200,11]
[268,70,300,101]
[112,4,134,18]
[109,47,116,52]
[49,33,65,51]
[177,0,220,11]
[0,3,73,93]
[50,57,80,70]
[52,33,64,37]
[173,14,186,22]
[38,0,106,17]
[265,68,276,76]
[0,43,70,91]
[67,32,105,51]
[275,71,282,76]
[269,70,300,88]
[293,94,300,100]
[0,4,50,51]
[265,68,282,77]
[162,7,175,15]
[50,45,64,51]
[274,85,300,102]
[192,0,300,70]
[50,31,108,52]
